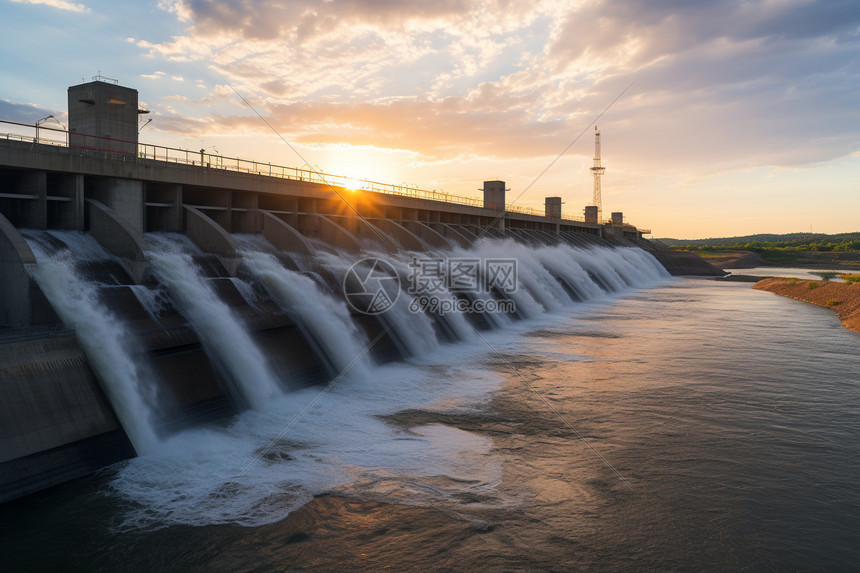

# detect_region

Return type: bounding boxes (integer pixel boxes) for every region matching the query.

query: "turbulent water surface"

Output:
[3,256,860,571]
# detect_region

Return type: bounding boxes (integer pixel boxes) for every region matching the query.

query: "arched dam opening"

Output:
[0,134,721,503]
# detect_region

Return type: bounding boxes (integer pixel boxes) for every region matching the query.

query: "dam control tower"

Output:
[67,75,147,155]
[590,126,605,222]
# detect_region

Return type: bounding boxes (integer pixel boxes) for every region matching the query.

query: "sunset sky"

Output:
[2,0,858,238]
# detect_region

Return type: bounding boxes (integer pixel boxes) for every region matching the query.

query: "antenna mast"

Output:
[590,126,605,222]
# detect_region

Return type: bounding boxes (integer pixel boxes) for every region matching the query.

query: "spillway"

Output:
[145,233,285,410]
[2,222,672,503]
[22,231,160,454]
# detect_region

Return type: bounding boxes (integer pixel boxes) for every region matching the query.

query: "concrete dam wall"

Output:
[0,137,719,503]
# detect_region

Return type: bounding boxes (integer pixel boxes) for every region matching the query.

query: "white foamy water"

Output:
[105,238,671,528]
[239,249,373,379]
[110,344,505,529]
[127,284,170,323]
[145,234,283,410]
[384,252,476,343]
[315,249,442,357]
[22,231,160,454]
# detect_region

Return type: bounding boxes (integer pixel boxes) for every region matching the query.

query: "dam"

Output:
[0,79,721,503]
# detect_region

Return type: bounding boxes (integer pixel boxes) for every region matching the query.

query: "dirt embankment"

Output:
[647,250,727,276]
[753,278,860,334]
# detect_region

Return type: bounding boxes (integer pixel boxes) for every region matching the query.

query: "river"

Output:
[2,276,859,571]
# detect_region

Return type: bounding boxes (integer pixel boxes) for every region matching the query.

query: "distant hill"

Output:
[656,232,860,248]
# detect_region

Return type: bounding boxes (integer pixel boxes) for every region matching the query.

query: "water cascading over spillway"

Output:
[144,234,283,410]
[238,248,374,380]
[22,231,160,454]
[310,239,669,353]
[20,225,669,479]
[314,249,442,358]
[102,235,672,529]
[380,251,475,344]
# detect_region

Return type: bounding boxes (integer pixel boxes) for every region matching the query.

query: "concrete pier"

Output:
[87,198,150,282]
[0,331,135,502]
[0,213,37,329]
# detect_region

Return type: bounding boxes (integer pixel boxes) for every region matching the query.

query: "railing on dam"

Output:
[0,119,599,224]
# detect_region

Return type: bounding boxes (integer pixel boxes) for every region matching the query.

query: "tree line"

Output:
[658,232,860,252]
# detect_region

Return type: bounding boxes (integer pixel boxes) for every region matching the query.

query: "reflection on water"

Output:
[727,266,853,280]
[3,279,859,571]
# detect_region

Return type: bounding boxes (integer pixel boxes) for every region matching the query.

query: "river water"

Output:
[3,276,859,571]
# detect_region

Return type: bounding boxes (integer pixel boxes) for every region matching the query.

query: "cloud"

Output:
[151,92,575,162]
[143,0,554,100]
[163,0,475,41]
[9,0,88,12]
[135,0,860,175]
[540,0,860,168]
[546,0,860,75]
[0,100,61,123]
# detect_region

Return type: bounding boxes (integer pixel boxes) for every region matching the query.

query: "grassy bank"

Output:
[680,247,860,268]
[657,233,860,269]
[753,277,860,334]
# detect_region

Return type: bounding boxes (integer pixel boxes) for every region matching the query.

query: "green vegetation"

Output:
[808,282,820,290]
[814,271,838,281]
[843,274,860,285]
[657,232,860,249]
[681,248,739,259]
[655,232,860,268]
[825,298,841,307]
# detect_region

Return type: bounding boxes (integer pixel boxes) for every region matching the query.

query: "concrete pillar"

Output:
[298,214,360,253]
[371,220,425,251]
[261,211,312,256]
[401,221,453,249]
[143,183,183,233]
[17,171,47,229]
[495,214,506,232]
[104,178,144,234]
[0,212,37,328]
[56,174,85,230]
[164,184,183,232]
[87,199,150,283]
[428,222,473,247]
[350,217,397,252]
[232,192,260,233]
[184,206,240,276]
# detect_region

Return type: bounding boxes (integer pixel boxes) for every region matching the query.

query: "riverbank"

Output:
[702,250,765,268]
[674,249,860,270]
[753,278,860,334]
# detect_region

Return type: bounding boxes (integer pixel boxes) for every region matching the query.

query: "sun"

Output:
[315,146,404,193]
[342,177,366,192]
